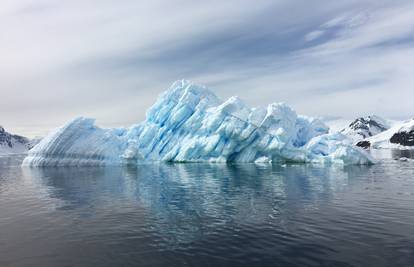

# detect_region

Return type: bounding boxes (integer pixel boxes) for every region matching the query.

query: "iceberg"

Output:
[23,80,374,166]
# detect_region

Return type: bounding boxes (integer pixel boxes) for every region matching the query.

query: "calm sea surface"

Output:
[1,154,414,267]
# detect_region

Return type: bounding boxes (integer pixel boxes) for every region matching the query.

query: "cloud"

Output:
[1,0,414,136]
[304,30,325,42]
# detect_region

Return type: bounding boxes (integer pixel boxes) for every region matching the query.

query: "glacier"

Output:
[23,80,374,166]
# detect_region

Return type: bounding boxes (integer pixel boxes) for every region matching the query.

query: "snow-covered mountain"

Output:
[364,119,414,149]
[340,115,391,142]
[0,126,37,155]
[23,80,373,166]
[324,115,414,150]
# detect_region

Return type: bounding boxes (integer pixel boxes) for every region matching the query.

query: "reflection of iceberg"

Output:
[23,80,373,166]
[22,163,371,246]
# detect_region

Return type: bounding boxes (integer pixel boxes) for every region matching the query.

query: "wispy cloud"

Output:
[1,0,414,136]
[304,30,325,42]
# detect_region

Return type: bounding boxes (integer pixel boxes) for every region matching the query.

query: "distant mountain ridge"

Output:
[340,115,391,142]
[0,126,38,154]
[325,115,414,149]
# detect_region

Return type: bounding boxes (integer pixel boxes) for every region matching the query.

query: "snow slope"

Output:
[23,80,373,166]
[366,119,414,149]
[0,126,35,155]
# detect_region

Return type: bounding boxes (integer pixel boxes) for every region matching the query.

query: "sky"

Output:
[1,0,414,137]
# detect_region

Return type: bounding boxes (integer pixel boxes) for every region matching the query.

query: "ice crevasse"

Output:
[23,80,374,166]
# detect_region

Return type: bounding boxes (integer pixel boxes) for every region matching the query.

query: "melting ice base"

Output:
[23,80,373,166]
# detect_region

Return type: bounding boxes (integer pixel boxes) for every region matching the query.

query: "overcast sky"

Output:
[2,0,414,137]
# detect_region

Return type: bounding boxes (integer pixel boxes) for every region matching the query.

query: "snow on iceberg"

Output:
[23,80,374,166]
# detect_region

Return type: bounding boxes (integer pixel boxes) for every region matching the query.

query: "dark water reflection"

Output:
[1,157,414,266]
[370,148,414,160]
[391,149,414,159]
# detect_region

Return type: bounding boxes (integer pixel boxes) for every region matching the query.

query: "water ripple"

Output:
[0,157,414,266]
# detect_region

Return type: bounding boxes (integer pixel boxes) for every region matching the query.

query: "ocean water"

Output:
[1,155,414,267]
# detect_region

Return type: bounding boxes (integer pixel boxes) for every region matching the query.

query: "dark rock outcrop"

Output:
[356,140,371,149]
[390,130,414,146]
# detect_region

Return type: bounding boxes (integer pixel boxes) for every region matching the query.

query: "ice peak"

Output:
[164,80,221,104]
[216,96,250,120]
